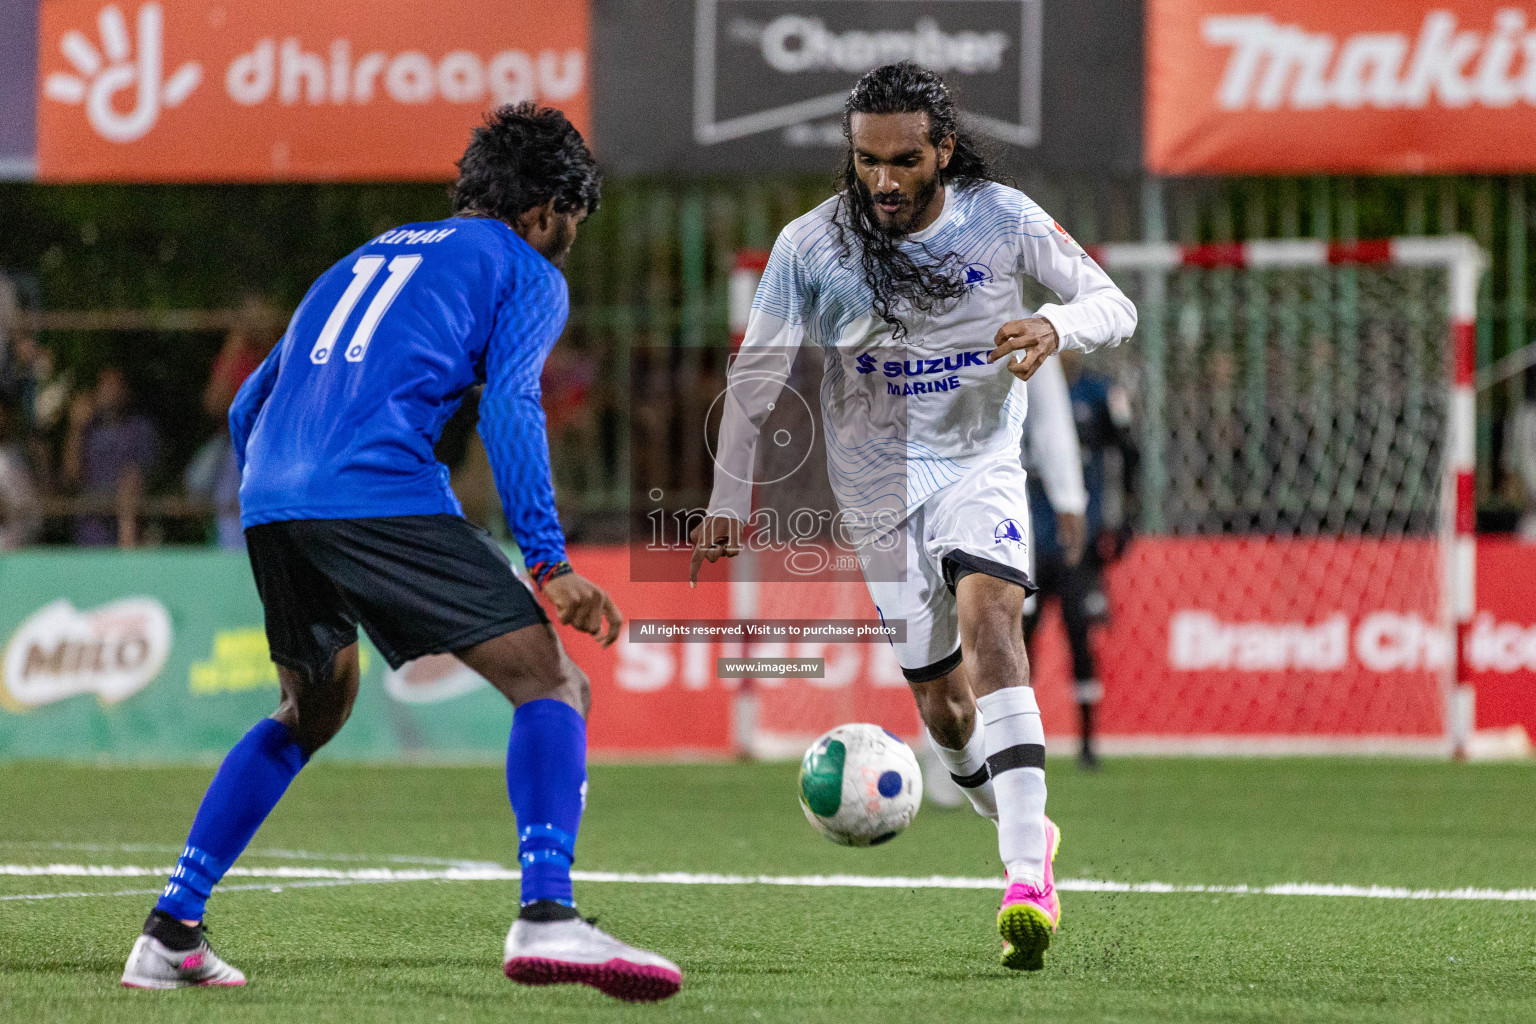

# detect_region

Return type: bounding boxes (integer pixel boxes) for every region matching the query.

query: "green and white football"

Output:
[798,723,923,847]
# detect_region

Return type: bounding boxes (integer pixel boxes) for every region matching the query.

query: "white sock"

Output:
[976,686,1048,888]
[925,723,998,822]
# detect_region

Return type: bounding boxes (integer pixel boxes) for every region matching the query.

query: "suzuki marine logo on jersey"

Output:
[994,519,1026,546]
[1,598,173,711]
[868,351,988,396]
[43,4,203,143]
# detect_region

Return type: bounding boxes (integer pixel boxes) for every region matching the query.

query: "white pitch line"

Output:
[3,864,1536,904]
[0,841,500,869]
[0,878,417,902]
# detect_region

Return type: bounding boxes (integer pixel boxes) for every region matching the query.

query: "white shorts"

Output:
[861,448,1036,680]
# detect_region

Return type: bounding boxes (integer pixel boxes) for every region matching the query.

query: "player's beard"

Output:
[868,170,941,238]
[539,217,578,268]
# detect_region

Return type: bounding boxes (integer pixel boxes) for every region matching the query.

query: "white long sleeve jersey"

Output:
[707,181,1136,524]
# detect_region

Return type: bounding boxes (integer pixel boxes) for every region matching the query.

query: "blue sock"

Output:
[155,718,307,922]
[506,699,587,907]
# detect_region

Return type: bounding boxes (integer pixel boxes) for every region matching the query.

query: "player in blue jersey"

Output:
[120,105,682,1002]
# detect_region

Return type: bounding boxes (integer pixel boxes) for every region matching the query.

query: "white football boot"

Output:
[121,927,247,989]
[504,916,681,1002]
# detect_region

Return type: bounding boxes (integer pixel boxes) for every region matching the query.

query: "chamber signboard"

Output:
[594,0,1142,175]
[694,0,1041,150]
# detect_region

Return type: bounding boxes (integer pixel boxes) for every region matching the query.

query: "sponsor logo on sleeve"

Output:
[1,598,172,710]
[1051,220,1082,252]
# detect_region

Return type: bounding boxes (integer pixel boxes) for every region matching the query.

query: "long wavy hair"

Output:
[834,62,1007,338]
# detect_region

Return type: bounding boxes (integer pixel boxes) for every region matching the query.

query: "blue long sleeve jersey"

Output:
[230,216,570,568]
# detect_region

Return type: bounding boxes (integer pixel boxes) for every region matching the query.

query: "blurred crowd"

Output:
[0,286,281,551]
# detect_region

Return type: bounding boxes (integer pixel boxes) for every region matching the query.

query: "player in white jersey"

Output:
[689,63,1135,970]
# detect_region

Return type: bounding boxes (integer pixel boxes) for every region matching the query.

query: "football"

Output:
[798,723,923,847]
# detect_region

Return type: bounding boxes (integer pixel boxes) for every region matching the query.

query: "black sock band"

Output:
[519,899,581,922]
[144,909,201,951]
[986,743,1046,776]
[949,765,991,789]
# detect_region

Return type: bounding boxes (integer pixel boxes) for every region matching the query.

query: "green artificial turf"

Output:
[1,758,1533,1023]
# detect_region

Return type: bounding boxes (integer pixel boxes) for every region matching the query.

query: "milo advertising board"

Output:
[0,549,518,760]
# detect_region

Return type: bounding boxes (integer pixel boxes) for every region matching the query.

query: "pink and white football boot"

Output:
[996,814,1062,971]
[121,911,246,989]
[504,916,681,1002]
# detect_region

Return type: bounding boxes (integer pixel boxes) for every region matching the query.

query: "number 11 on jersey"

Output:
[310,254,424,365]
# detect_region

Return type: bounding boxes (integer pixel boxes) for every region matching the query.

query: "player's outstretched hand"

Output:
[688,515,743,588]
[544,573,624,648]
[990,316,1061,381]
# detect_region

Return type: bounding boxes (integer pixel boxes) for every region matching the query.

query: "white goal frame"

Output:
[1090,236,1486,757]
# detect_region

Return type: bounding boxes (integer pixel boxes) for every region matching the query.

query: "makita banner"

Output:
[32,0,589,181]
[1147,0,1536,173]
[593,0,1142,175]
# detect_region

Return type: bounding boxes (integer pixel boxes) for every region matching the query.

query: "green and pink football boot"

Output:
[996,815,1061,971]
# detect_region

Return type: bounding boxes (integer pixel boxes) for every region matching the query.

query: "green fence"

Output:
[5,173,1534,532]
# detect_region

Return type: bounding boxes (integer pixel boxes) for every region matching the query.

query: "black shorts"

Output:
[245,514,548,675]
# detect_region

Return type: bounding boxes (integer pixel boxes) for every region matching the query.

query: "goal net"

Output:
[1059,238,1481,753]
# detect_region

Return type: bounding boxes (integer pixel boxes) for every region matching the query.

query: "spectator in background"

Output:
[0,401,41,550]
[0,332,59,494]
[62,366,159,547]
[1022,350,1139,769]
[1509,369,1536,542]
[189,298,280,548]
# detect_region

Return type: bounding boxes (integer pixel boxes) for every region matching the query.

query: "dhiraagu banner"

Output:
[0,549,514,760]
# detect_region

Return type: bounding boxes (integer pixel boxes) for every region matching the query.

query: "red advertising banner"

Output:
[1464,538,1536,732]
[559,547,737,756]
[1146,0,1536,174]
[552,538,1536,755]
[1040,538,1448,743]
[35,1,590,182]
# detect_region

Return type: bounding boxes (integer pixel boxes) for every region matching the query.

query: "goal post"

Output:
[1088,236,1486,755]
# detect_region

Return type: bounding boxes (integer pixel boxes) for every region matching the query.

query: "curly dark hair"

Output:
[451,103,601,224]
[835,62,1007,338]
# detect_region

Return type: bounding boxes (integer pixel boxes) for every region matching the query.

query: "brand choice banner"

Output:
[595,0,1142,174]
[35,0,589,181]
[1147,0,1536,173]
